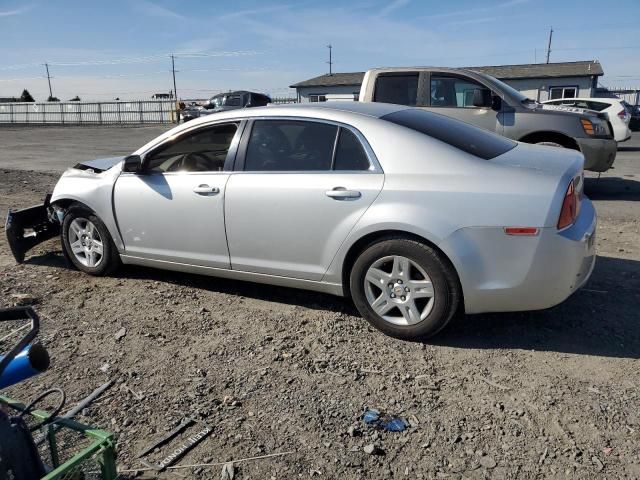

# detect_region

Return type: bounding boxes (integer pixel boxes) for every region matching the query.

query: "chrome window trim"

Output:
[139,117,248,158]
[237,115,383,174]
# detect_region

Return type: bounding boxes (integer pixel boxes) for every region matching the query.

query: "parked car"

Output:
[359,67,617,172]
[626,103,640,132]
[182,91,271,122]
[180,102,205,123]
[542,97,631,142]
[6,103,595,340]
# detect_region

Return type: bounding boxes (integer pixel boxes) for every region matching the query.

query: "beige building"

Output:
[291,60,604,103]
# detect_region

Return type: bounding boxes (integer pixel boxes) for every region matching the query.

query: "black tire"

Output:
[61,204,120,276]
[349,238,461,340]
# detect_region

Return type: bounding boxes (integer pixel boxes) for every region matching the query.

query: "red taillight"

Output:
[557,182,578,229]
[617,109,627,120]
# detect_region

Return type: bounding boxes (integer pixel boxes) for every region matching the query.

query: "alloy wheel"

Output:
[364,255,435,326]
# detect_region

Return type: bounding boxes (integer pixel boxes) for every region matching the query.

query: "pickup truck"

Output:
[359,67,617,172]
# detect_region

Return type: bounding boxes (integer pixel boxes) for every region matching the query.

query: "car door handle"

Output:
[325,187,362,200]
[193,184,220,195]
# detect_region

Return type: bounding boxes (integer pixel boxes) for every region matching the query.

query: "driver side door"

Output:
[428,74,503,134]
[113,121,243,268]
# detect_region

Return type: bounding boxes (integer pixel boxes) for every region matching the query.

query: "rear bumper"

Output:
[440,198,597,314]
[575,137,617,172]
[5,195,59,263]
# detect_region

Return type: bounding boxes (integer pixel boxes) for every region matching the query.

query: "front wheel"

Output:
[61,205,120,275]
[350,239,461,340]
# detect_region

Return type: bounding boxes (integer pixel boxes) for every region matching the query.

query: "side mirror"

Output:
[122,154,142,173]
[472,88,492,108]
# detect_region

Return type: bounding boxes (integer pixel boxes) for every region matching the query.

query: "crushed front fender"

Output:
[5,194,60,263]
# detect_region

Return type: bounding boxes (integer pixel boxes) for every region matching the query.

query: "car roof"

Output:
[189,101,411,125]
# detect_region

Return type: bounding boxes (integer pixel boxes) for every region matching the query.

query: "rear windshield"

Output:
[381,108,516,160]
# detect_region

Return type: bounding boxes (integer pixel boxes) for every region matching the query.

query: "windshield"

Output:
[209,96,224,108]
[473,71,535,104]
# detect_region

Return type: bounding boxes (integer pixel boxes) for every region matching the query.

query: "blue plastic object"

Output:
[363,409,380,424]
[362,409,408,432]
[0,344,50,390]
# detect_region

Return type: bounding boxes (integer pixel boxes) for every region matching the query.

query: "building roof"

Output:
[290,72,365,88]
[467,60,603,79]
[290,61,603,88]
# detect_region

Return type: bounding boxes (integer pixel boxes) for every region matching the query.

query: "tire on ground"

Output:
[61,204,121,276]
[349,238,461,340]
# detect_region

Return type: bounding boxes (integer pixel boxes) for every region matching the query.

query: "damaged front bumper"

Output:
[5,194,60,263]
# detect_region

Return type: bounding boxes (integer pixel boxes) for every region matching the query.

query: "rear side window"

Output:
[586,101,610,112]
[244,120,338,171]
[374,74,419,106]
[382,109,516,160]
[334,129,371,171]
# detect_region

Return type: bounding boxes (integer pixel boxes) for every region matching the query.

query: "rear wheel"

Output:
[61,205,120,275]
[535,141,564,148]
[350,238,460,340]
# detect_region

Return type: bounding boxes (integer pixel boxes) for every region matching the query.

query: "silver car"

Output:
[6,102,596,339]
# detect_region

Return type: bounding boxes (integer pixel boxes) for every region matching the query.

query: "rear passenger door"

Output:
[224,119,383,281]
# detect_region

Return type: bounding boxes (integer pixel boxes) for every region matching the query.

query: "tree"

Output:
[20,89,35,102]
[69,96,81,102]
[48,95,60,102]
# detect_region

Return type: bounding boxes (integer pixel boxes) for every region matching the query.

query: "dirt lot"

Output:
[0,128,639,479]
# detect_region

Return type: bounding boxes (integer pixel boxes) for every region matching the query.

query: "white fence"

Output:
[0,100,177,125]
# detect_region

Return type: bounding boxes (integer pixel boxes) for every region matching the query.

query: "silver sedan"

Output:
[6,102,596,339]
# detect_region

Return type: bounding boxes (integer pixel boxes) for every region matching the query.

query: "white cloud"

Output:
[0,4,35,17]
[378,0,410,17]
[422,0,529,20]
[133,0,185,20]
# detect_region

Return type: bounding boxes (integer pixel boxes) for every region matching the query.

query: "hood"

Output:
[73,156,124,173]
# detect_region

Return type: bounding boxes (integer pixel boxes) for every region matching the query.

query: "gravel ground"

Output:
[0,129,639,479]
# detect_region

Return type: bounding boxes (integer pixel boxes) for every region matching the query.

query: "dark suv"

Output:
[182,91,271,122]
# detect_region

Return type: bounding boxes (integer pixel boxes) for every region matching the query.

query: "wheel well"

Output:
[341,230,462,302]
[518,131,579,150]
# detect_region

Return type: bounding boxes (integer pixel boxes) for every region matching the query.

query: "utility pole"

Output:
[546,26,553,64]
[170,54,177,100]
[44,63,53,99]
[326,44,333,75]
[170,54,178,123]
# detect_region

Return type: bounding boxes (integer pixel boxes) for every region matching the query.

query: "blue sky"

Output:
[1,0,639,100]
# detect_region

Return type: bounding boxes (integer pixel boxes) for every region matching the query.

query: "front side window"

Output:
[430,75,487,108]
[244,120,338,171]
[224,95,242,107]
[145,123,238,173]
[374,73,419,106]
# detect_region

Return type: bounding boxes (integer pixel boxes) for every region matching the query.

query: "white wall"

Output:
[503,77,595,101]
[296,85,360,102]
